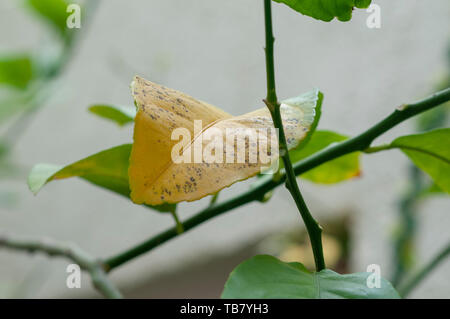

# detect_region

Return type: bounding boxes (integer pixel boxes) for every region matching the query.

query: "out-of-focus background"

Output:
[0,0,449,298]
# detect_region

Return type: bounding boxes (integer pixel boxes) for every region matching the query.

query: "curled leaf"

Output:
[129,76,323,205]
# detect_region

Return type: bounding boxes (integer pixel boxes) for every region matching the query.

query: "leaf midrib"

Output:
[394,144,450,164]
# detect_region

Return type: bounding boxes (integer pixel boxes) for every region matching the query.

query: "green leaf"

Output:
[26,0,71,35]
[290,130,361,183]
[282,88,323,150]
[28,144,174,212]
[222,255,400,299]
[0,55,33,89]
[88,105,136,126]
[28,145,131,196]
[390,128,450,194]
[273,0,372,22]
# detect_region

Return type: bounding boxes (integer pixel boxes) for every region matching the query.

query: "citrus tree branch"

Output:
[104,87,450,272]
[290,88,450,174]
[262,0,325,271]
[398,241,450,298]
[0,233,122,299]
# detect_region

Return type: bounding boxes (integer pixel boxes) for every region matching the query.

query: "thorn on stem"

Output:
[396,104,409,111]
[285,179,292,192]
[263,99,276,113]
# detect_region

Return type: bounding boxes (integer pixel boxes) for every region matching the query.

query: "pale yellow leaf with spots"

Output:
[129,76,322,205]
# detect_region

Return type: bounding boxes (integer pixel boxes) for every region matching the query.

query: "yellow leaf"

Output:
[129,76,321,205]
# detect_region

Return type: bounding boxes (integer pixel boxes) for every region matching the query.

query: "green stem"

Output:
[264,0,277,110]
[364,144,392,153]
[263,0,325,271]
[103,88,450,272]
[170,207,184,234]
[366,144,449,163]
[105,188,263,270]
[290,88,450,174]
[398,241,450,298]
[209,193,219,206]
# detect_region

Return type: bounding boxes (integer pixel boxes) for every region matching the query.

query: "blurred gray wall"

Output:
[0,0,449,298]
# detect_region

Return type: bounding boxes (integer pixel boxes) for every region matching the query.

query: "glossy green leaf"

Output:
[0,55,33,89]
[88,105,136,126]
[390,129,450,194]
[222,255,400,299]
[273,0,371,22]
[290,130,360,183]
[28,144,174,212]
[26,0,71,35]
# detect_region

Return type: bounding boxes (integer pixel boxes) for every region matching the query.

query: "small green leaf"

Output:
[282,88,323,150]
[28,145,131,196]
[0,55,33,89]
[290,130,361,183]
[273,0,371,22]
[222,255,400,299]
[88,105,136,126]
[26,0,72,35]
[28,144,174,213]
[390,129,450,194]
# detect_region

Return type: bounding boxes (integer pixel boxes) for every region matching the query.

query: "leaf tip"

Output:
[27,163,62,195]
